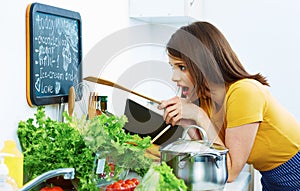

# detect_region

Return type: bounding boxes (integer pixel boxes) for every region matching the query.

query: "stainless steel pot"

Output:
[160,125,228,191]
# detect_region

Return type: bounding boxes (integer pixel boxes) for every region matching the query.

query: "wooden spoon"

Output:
[68,86,75,117]
[84,76,161,104]
[151,124,172,144]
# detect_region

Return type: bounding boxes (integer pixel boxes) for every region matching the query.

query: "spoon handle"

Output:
[151,124,172,144]
[84,76,161,104]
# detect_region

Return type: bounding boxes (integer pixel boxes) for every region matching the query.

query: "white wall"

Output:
[0,0,133,147]
[201,0,300,119]
[200,2,300,189]
[0,0,177,148]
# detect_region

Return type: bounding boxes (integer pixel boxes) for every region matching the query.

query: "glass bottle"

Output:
[0,140,23,189]
[0,153,18,191]
[95,96,102,116]
[100,96,108,113]
[99,96,113,116]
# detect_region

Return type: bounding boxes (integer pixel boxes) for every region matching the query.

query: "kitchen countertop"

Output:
[224,171,252,191]
[126,169,252,191]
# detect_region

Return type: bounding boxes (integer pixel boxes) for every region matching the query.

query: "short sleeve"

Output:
[226,80,265,128]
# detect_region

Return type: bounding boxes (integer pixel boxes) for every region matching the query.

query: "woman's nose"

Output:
[171,70,180,82]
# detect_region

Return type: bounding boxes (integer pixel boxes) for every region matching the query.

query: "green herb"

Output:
[75,114,153,178]
[18,107,97,191]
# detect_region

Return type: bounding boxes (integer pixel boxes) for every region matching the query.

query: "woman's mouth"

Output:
[182,86,189,97]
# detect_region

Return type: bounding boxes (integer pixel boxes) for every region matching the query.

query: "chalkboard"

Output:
[26,3,82,106]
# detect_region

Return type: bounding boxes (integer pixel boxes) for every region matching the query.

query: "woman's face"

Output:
[169,56,196,100]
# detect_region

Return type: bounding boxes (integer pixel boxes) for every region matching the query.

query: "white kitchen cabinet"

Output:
[129,0,204,23]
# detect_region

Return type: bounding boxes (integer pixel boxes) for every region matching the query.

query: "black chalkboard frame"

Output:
[26,3,82,106]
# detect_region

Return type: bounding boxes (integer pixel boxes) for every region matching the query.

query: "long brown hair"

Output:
[167,21,269,103]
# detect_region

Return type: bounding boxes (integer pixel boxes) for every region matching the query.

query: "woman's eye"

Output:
[179,65,186,71]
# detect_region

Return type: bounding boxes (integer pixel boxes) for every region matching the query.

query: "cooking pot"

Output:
[160,125,228,191]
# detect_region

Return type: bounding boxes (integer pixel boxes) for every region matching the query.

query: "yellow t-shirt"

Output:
[225,79,300,171]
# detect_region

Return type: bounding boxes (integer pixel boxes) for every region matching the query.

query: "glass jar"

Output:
[93,150,129,187]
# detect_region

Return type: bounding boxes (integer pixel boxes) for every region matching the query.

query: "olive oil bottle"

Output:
[98,96,113,116]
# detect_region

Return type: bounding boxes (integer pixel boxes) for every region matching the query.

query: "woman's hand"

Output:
[158,96,223,143]
[158,96,200,126]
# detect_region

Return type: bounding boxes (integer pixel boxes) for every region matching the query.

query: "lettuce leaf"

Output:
[135,162,187,191]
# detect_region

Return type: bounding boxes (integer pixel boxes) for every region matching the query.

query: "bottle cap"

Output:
[0,153,14,177]
[96,96,101,101]
[100,96,108,102]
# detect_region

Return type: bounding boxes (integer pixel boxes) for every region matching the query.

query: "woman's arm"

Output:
[159,96,259,182]
[225,122,259,182]
[195,109,259,182]
[196,110,259,182]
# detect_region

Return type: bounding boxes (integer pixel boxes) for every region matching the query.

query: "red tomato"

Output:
[106,183,113,191]
[40,187,50,191]
[40,185,63,191]
[107,179,138,191]
[131,178,139,185]
[112,182,122,190]
[125,180,135,187]
[121,183,130,191]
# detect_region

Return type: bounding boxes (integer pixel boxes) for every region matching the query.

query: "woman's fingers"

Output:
[158,96,193,126]
[158,96,180,109]
[171,114,182,126]
[164,105,175,123]
[165,108,181,124]
[163,99,183,125]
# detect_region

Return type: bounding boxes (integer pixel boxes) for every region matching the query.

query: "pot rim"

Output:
[160,139,228,155]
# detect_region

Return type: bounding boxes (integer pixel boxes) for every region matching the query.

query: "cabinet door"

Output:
[129,0,203,23]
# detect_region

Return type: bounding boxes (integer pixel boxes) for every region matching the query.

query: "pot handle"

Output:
[181,125,209,143]
[180,152,223,168]
[180,152,220,161]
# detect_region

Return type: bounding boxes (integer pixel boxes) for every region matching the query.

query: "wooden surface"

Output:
[84,76,161,104]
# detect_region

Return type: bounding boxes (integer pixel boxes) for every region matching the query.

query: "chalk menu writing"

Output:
[27,3,82,106]
[33,12,80,97]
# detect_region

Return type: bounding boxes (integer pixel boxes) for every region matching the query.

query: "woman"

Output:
[158,21,300,190]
